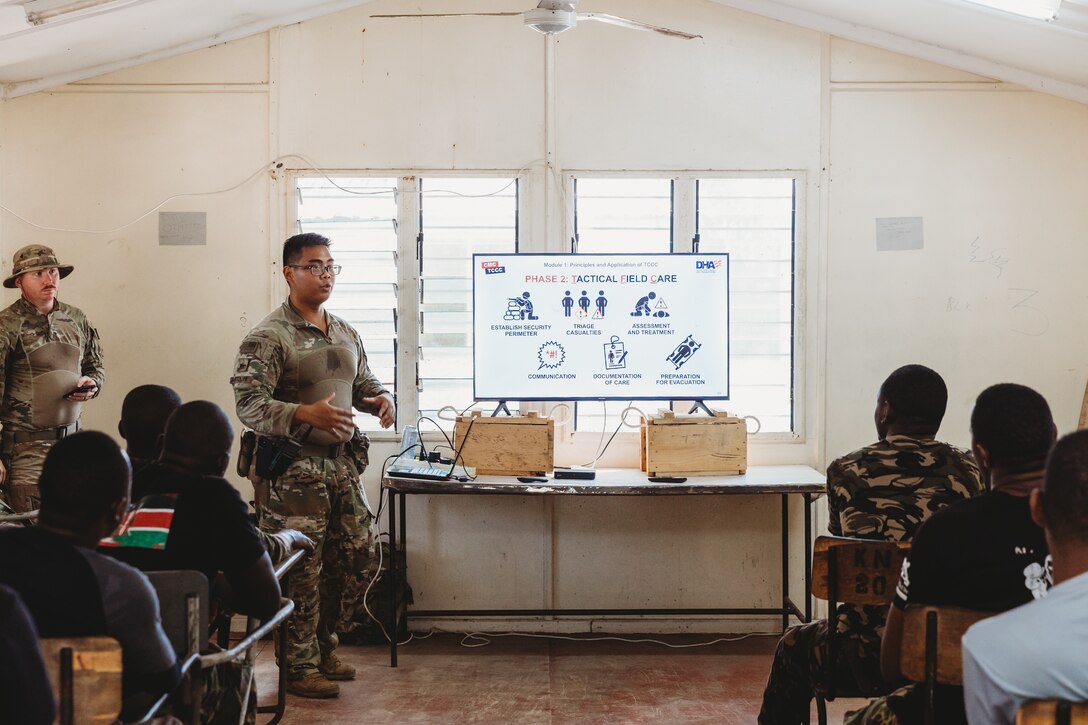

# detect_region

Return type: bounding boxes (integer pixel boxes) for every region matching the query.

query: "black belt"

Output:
[12,422,80,444]
[301,442,345,459]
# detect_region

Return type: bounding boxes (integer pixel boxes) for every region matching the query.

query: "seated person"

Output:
[759,364,982,724]
[118,384,182,476]
[0,584,55,725]
[0,432,180,720]
[102,400,304,621]
[848,383,1056,725]
[115,387,310,567]
[962,428,1088,724]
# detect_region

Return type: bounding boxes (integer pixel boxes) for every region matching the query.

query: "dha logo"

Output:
[481,260,506,275]
[696,259,723,271]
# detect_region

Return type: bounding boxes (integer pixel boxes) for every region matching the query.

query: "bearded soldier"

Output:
[0,245,103,512]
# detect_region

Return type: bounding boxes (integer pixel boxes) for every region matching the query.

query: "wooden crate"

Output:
[454,411,554,476]
[641,410,747,476]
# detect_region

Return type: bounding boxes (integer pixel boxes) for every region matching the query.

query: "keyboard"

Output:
[386,460,453,481]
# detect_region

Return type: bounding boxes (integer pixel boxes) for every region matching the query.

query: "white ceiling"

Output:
[1,0,1087,103]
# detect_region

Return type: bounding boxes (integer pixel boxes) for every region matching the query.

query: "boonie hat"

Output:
[3,244,74,288]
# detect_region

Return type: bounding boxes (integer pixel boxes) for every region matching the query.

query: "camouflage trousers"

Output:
[4,440,54,513]
[844,683,967,725]
[256,454,376,677]
[758,618,886,725]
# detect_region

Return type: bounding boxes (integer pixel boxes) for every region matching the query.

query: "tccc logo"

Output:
[696,259,723,271]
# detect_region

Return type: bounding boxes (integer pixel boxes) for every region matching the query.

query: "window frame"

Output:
[562,170,805,444]
[287,169,524,441]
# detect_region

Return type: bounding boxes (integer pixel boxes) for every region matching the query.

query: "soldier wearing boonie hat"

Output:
[0,244,104,512]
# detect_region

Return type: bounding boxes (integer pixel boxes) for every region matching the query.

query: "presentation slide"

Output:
[472,253,730,401]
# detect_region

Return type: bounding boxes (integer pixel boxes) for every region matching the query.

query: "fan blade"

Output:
[370,11,521,18]
[577,12,701,40]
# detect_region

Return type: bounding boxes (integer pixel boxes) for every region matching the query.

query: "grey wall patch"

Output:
[159,212,207,246]
[875,217,924,251]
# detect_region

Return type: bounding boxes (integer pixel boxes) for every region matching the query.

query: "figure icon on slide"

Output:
[632,290,668,318]
[666,334,701,370]
[504,291,538,321]
[604,335,627,370]
[577,291,591,319]
[561,290,574,317]
[595,291,608,318]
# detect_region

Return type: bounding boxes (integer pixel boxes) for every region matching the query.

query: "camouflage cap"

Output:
[3,244,74,288]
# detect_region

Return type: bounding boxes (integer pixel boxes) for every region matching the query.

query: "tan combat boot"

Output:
[286,671,340,698]
[319,652,357,681]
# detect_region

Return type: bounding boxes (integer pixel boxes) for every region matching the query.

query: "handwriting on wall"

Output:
[943,237,1050,337]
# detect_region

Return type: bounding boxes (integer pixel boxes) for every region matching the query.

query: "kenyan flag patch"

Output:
[100,493,177,550]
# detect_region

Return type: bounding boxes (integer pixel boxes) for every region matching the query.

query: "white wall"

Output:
[1,0,1085,631]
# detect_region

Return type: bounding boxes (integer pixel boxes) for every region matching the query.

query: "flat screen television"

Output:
[471,253,729,402]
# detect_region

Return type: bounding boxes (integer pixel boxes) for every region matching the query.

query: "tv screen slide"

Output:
[472,253,729,402]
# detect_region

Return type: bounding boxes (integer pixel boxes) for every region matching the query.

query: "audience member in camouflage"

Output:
[233,233,394,700]
[0,245,104,512]
[758,365,983,724]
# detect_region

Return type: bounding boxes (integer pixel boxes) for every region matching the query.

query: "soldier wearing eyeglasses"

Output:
[231,232,394,699]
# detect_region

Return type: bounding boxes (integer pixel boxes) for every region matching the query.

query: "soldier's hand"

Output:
[361,393,395,429]
[279,529,315,554]
[0,458,6,487]
[65,376,98,402]
[295,393,355,439]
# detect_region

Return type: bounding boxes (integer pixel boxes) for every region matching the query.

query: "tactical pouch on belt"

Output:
[237,430,256,478]
[348,428,371,470]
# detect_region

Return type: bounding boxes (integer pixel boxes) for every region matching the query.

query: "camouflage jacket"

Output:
[231,299,388,442]
[0,297,104,433]
[826,435,983,651]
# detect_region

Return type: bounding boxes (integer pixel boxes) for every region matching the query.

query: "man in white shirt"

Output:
[962,428,1088,725]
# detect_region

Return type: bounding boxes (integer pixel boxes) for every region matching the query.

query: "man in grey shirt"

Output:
[0,431,179,720]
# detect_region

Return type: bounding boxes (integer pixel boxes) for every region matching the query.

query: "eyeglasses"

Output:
[287,264,341,276]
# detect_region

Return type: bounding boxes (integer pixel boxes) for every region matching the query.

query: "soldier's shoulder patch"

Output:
[239,340,261,355]
[230,374,254,385]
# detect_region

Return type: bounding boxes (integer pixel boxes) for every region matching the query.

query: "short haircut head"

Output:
[39,431,130,525]
[162,401,235,465]
[971,383,1055,473]
[282,233,331,267]
[879,365,948,430]
[1042,430,1088,545]
[120,385,182,452]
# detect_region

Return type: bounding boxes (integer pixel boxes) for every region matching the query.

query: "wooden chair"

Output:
[898,604,992,725]
[39,636,123,725]
[1019,700,1088,725]
[809,535,911,725]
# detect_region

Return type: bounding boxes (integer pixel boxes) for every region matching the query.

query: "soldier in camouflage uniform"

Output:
[232,233,394,699]
[758,364,983,724]
[0,245,104,512]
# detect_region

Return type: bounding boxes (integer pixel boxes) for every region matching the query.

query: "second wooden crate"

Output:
[641,410,747,476]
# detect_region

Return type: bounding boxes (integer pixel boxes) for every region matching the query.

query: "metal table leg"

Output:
[388,490,398,667]
[781,493,789,631]
[804,492,813,622]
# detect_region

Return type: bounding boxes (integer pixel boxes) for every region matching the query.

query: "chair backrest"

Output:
[144,570,209,657]
[811,535,911,606]
[899,604,991,686]
[1019,700,1088,725]
[39,636,122,725]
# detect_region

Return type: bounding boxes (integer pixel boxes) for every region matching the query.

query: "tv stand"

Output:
[687,400,715,416]
[490,401,514,417]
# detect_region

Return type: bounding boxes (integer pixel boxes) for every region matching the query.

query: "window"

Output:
[573,178,674,432]
[569,174,798,435]
[295,174,518,433]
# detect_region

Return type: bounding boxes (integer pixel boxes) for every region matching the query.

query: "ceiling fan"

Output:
[370,0,701,40]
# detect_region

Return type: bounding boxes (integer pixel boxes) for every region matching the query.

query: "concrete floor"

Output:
[253,632,867,724]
